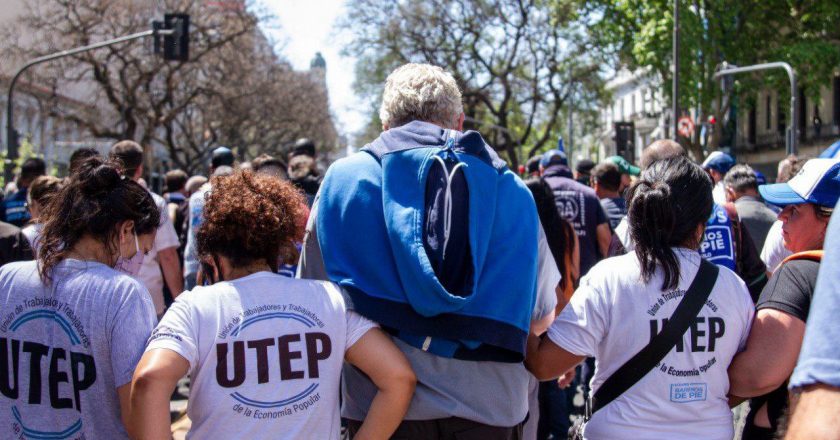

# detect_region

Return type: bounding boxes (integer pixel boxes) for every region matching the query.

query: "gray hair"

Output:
[379,63,464,129]
[723,164,758,194]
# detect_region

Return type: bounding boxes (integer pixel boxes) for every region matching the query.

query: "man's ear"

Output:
[456,113,465,131]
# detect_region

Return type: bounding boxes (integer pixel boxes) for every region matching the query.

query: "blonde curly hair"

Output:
[379,63,463,129]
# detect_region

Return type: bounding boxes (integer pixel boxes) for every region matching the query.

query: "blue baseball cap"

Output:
[702,151,735,174]
[759,158,840,207]
[540,149,567,167]
[754,170,767,186]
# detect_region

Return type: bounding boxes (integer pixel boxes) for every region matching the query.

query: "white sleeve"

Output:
[546,282,608,358]
[738,281,756,352]
[154,214,180,251]
[760,221,791,273]
[345,310,379,350]
[615,217,634,250]
[532,224,560,321]
[145,296,199,370]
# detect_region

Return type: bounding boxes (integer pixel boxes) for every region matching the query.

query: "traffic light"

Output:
[614,122,635,162]
[163,13,189,62]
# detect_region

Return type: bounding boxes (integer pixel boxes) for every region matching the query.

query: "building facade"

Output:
[599,68,669,165]
[599,68,840,178]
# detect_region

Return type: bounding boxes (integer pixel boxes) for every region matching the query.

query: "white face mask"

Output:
[114,232,144,276]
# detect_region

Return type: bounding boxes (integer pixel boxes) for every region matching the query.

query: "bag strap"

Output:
[589,259,719,416]
[781,250,823,265]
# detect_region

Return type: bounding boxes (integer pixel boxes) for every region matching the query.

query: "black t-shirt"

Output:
[744,259,820,438]
[0,221,33,266]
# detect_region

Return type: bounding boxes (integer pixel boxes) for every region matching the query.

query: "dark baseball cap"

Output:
[702,151,735,174]
[290,138,316,158]
[526,155,542,174]
[540,150,568,167]
[211,146,235,168]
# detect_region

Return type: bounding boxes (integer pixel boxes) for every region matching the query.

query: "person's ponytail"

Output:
[627,156,712,291]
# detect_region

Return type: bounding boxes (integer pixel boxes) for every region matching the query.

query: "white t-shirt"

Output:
[548,249,754,440]
[146,272,377,440]
[712,181,727,206]
[21,223,43,255]
[760,220,791,274]
[135,191,180,315]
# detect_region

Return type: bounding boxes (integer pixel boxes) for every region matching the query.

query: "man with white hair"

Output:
[299,63,559,438]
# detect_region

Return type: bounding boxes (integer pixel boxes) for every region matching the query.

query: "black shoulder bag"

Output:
[569,259,719,439]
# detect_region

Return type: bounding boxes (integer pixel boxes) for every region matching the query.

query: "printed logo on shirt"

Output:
[0,298,96,438]
[646,290,725,385]
[670,383,707,403]
[699,205,736,270]
[212,303,331,421]
[555,191,588,235]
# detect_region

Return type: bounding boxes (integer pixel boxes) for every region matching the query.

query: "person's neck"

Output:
[222,260,273,282]
[734,190,760,201]
[598,190,620,199]
[65,235,112,266]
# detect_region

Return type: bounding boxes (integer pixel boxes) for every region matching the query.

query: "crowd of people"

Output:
[0,62,838,440]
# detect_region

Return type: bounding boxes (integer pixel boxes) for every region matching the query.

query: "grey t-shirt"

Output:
[0,259,157,439]
[298,197,559,426]
[734,195,778,254]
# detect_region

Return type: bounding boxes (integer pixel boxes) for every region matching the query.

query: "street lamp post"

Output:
[4,29,173,183]
[4,14,188,183]
[672,0,680,139]
[714,61,798,155]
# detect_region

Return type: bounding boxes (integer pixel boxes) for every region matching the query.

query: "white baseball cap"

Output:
[759,158,840,207]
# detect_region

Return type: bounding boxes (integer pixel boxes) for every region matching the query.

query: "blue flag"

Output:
[556,137,565,153]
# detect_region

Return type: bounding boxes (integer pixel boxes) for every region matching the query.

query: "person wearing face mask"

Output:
[110,140,183,319]
[130,170,415,440]
[0,157,160,439]
[728,158,840,440]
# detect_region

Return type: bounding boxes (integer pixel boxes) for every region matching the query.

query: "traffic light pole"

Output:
[714,61,798,156]
[4,28,174,183]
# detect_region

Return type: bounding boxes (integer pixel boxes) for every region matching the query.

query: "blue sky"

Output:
[258,0,367,147]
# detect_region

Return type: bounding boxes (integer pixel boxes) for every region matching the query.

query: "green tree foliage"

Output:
[340,0,608,166]
[583,0,840,158]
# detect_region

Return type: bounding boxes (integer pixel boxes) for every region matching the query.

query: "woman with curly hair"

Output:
[0,157,160,438]
[130,170,416,440]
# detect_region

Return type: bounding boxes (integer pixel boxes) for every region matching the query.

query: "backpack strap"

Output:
[589,259,719,416]
[781,250,824,265]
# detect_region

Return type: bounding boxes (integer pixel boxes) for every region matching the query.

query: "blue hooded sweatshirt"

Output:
[317,121,539,362]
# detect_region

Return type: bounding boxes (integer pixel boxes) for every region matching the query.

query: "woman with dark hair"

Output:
[525,177,580,439]
[525,177,579,308]
[130,170,415,440]
[0,158,160,438]
[526,156,755,439]
[22,175,65,255]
